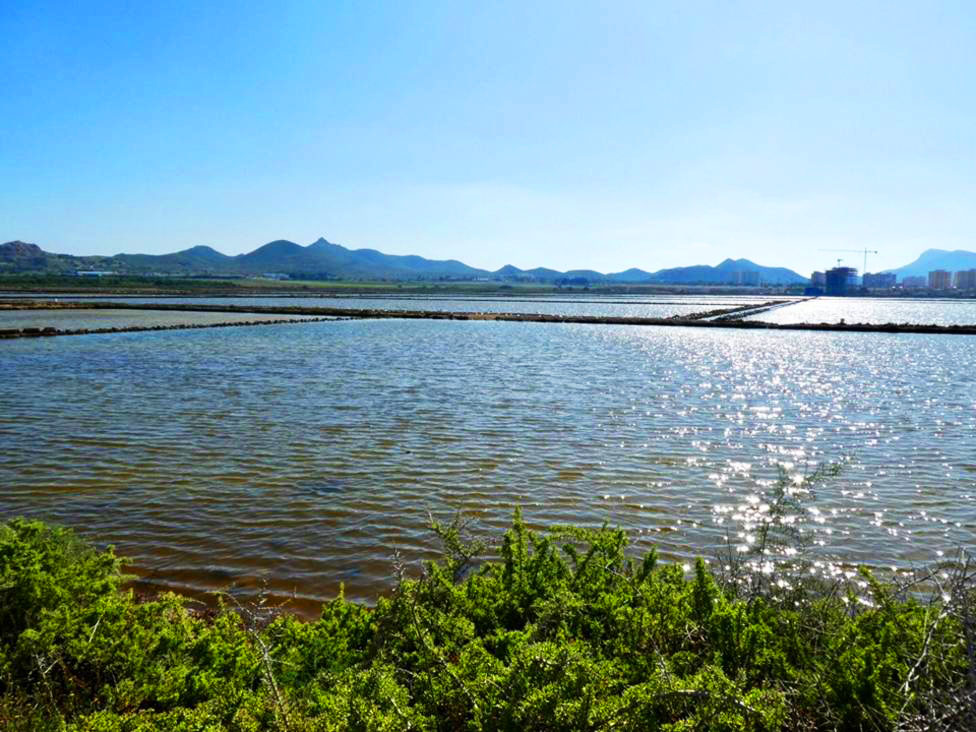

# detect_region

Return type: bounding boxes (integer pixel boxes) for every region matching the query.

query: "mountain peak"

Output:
[0,240,44,258]
[180,245,222,255]
[256,239,301,251]
[886,248,976,277]
[308,237,341,250]
[169,245,230,263]
[715,257,756,270]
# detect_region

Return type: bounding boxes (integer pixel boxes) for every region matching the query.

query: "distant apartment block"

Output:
[954,269,976,290]
[901,276,926,288]
[862,272,896,289]
[805,270,826,295]
[825,266,857,296]
[928,270,952,289]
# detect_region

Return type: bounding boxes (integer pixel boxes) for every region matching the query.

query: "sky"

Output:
[1,1,974,275]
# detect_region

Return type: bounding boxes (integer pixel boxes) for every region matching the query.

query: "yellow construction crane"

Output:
[819,248,879,274]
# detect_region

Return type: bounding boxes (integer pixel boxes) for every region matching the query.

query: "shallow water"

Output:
[4,293,790,319]
[1,319,974,615]
[0,309,317,331]
[750,297,976,326]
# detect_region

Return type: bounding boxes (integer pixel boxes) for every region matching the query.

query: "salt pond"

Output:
[2,317,973,614]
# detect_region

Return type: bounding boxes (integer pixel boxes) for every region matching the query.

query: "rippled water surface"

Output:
[751,297,976,326]
[2,319,974,615]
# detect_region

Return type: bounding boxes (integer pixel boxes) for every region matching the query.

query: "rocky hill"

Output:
[885,249,976,278]
[1,238,807,284]
[0,241,109,274]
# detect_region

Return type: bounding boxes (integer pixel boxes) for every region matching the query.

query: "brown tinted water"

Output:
[1,318,974,616]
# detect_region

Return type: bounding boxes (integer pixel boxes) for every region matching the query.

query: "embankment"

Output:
[4,299,976,336]
[0,316,334,340]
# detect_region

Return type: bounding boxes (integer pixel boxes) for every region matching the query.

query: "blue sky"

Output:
[2,1,973,274]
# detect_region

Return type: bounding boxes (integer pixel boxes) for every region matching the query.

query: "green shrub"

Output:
[1,512,973,731]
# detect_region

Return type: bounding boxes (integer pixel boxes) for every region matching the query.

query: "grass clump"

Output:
[1,512,973,731]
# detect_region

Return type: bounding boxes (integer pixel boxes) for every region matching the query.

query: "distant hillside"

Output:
[885,249,976,279]
[1,238,806,284]
[606,268,655,283]
[489,259,803,285]
[2,238,490,281]
[643,258,807,286]
[114,245,234,272]
[0,240,110,274]
[0,240,45,266]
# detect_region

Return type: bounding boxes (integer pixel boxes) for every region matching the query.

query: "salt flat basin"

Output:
[748,297,976,327]
[1,319,973,616]
[0,308,318,332]
[5,293,796,319]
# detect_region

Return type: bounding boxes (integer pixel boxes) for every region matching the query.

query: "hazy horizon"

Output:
[3,1,974,275]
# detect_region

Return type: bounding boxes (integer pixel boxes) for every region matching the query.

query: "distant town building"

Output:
[901,276,926,288]
[804,271,826,296]
[862,272,896,289]
[74,270,117,277]
[954,269,976,290]
[825,266,858,296]
[928,270,952,290]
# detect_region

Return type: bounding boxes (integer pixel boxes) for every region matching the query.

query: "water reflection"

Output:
[750,297,976,326]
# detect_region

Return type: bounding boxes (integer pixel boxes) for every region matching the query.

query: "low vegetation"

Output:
[0,272,800,297]
[0,274,246,293]
[2,504,974,731]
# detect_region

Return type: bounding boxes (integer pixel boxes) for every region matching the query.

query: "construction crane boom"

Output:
[818,248,879,274]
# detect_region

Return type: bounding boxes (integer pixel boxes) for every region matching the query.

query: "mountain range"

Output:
[883,249,976,279]
[1,237,809,284]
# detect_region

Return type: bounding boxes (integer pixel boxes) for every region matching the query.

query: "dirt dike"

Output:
[2,300,975,336]
[0,317,333,339]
